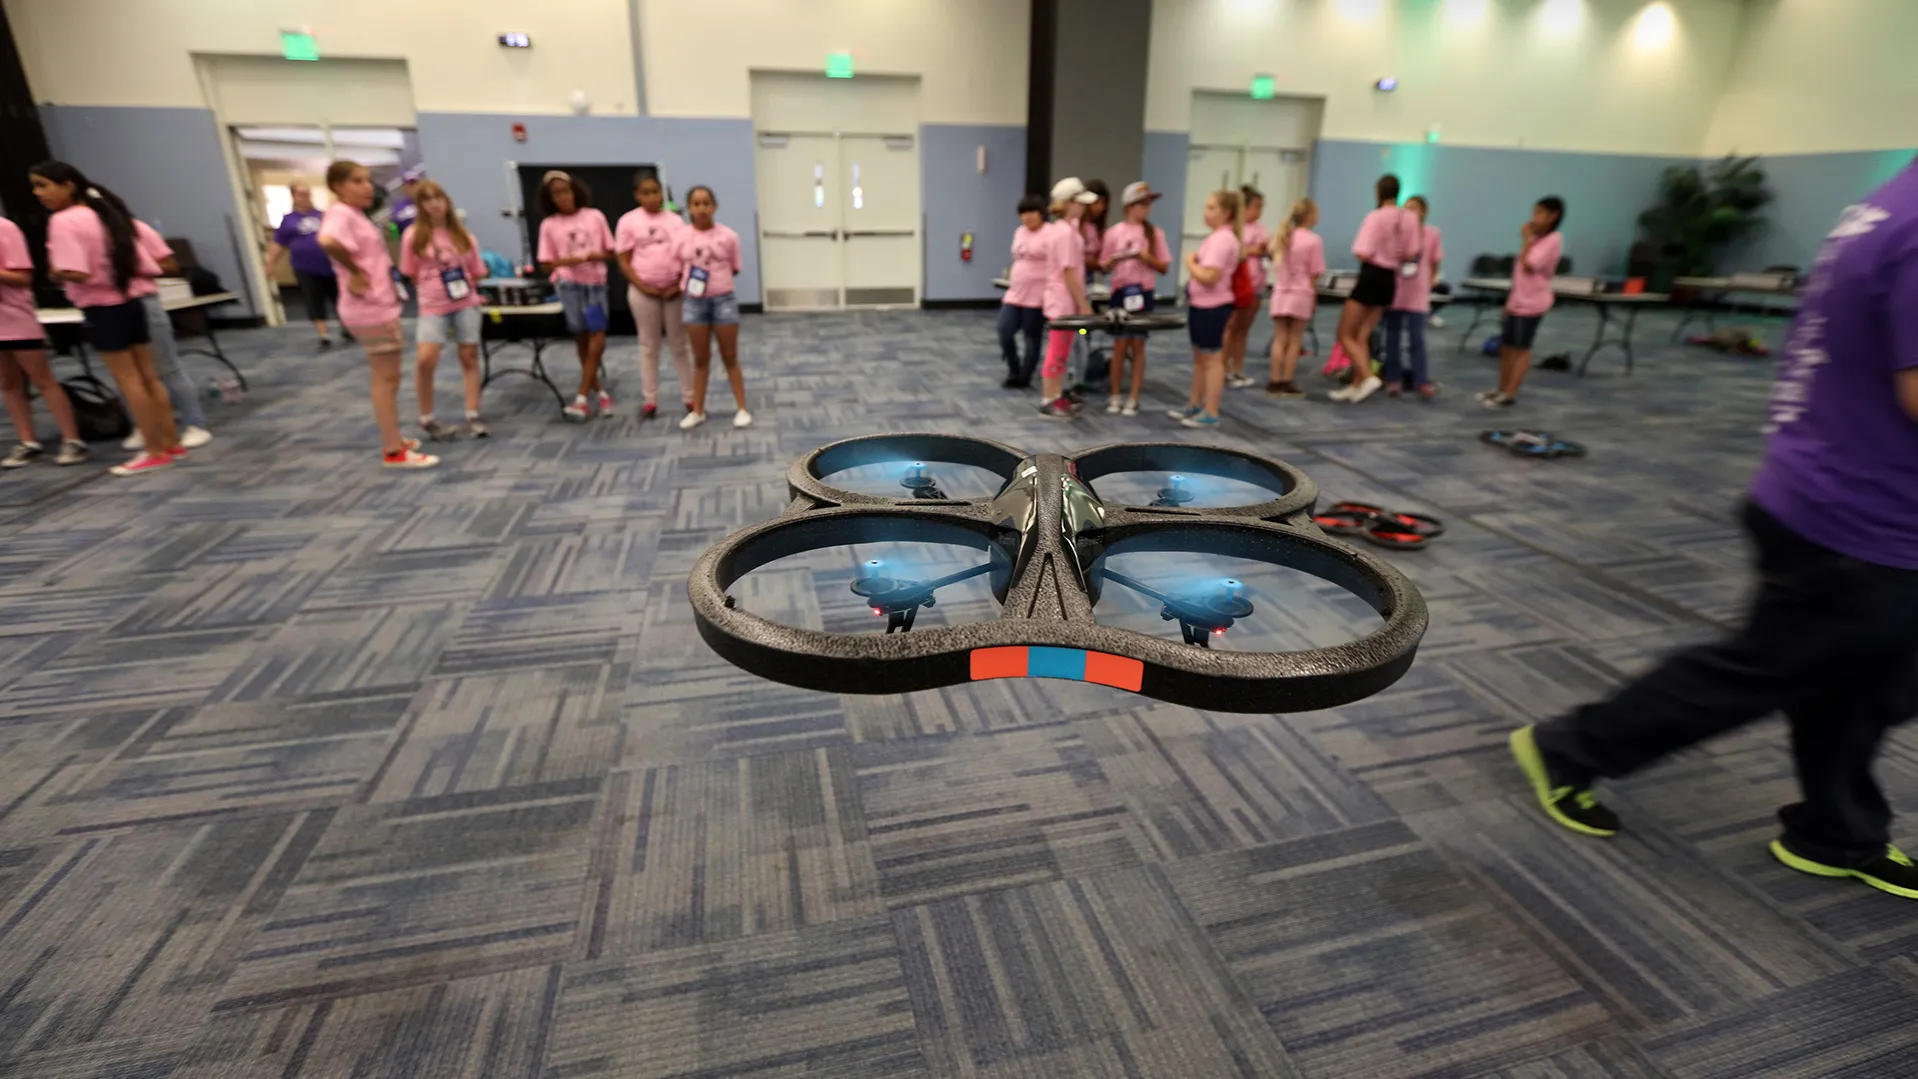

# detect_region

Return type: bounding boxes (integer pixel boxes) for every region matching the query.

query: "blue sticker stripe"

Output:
[1026,647,1088,682]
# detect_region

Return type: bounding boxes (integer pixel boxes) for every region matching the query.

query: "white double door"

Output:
[1180,144,1310,273]
[756,131,920,310]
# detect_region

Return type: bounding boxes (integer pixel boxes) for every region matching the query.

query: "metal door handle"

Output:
[763,229,839,239]
[843,229,914,238]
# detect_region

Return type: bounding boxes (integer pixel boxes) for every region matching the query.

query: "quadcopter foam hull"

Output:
[687,436,1428,713]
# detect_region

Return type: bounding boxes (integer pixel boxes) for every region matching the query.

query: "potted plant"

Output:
[1637,155,1775,289]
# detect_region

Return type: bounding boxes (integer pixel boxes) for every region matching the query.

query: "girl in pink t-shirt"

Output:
[1173,189,1243,429]
[1038,179,1095,419]
[399,181,487,441]
[1486,196,1567,408]
[1079,181,1110,282]
[318,159,437,470]
[999,194,1051,388]
[0,214,85,469]
[1098,183,1170,415]
[1224,185,1268,390]
[536,172,616,422]
[615,174,693,420]
[1383,195,1444,399]
[31,160,178,475]
[675,186,751,430]
[1265,197,1323,398]
[1334,174,1420,405]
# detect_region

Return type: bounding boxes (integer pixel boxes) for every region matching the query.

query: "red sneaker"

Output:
[641,402,658,420]
[382,448,441,470]
[110,452,174,476]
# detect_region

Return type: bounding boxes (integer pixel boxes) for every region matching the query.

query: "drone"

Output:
[688,435,1428,713]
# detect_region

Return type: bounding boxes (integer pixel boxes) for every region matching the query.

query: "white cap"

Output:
[1050,177,1099,205]
[1122,181,1161,206]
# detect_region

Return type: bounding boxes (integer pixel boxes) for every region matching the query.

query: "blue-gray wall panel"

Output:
[921,123,1026,301]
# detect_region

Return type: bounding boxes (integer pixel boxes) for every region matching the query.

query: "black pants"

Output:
[1536,500,1918,866]
[997,303,1045,382]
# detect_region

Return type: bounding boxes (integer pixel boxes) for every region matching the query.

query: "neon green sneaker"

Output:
[1509,725,1620,837]
[1770,838,1918,900]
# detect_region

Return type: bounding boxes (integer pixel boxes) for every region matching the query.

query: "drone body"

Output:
[687,435,1428,713]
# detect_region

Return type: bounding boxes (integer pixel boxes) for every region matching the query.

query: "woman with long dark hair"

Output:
[31,160,178,475]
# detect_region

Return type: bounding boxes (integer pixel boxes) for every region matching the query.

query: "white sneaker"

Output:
[122,430,145,451]
[1105,396,1122,414]
[1121,400,1139,417]
[733,409,754,428]
[679,410,708,430]
[1328,384,1357,402]
[1348,376,1384,403]
[562,404,589,423]
[180,426,213,449]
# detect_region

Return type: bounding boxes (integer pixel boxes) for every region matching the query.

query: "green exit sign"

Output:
[281,30,319,61]
[1250,75,1276,100]
[826,51,854,79]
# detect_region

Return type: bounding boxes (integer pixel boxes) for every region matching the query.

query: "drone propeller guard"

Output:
[688,435,1428,713]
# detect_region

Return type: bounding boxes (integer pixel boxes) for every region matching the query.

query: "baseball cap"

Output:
[401,165,428,184]
[1122,181,1161,206]
[1050,177,1099,205]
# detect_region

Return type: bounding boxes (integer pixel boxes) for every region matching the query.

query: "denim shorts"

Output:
[82,298,151,353]
[1187,303,1234,352]
[418,305,481,346]
[683,291,741,327]
[1502,313,1544,350]
[557,281,609,336]
[1110,291,1155,339]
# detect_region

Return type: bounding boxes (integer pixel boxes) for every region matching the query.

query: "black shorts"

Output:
[1502,313,1544,350]
[82,298,151,352]
[295,269,339,320]
[1350,263,1397,308]
[0,338,45,352]
[1188,303,1234,352]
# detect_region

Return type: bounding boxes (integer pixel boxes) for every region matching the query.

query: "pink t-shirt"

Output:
[0,217,42,342]
[1187,226,1241,308]
[1269,228,1326,319]
[319,202,401,326]
[676,223,742,297]
[1005,224,1051,308]
[1100,221,1168,294]
[615,208,686,290]
[1353,206,1420,271]
[1041,218,1087,320]
[398,226,486,316]
[133,220,172,272]
[1391,224,1445,313]
[538,209,614,286]
[1241,220,1271,293]
[46,206,159,308]
[1507,231,1564,317]
[1081,219,1103,268]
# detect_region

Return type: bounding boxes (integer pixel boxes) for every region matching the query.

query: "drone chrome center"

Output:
[686,434,1428,713]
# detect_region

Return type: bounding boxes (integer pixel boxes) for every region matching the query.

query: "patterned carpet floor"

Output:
[1,304,1915,1079]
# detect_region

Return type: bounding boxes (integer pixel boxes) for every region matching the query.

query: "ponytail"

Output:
[32,160,139,295]
[1213,189,1243,243]
[1277,197,1314,265]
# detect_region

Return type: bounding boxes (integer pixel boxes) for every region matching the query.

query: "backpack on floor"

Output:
[1482,335,1501,357]
[61,378,132,442]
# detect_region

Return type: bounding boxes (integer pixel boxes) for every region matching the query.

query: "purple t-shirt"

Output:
[1749,163,1918,569]
[273,209,333,277]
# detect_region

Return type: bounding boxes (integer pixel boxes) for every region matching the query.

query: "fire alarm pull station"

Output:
[512,123,527,142]
[960,232,973,262]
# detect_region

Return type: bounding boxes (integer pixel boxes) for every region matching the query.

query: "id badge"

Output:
[1117,283,1146,313]
[687,266,709,298]
[440,266,470,301]
[1400,259,1420,279]
[390,267,411,302]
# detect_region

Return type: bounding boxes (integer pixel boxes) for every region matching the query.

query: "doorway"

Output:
[751,72,922,310]
[1181,92,1322,285]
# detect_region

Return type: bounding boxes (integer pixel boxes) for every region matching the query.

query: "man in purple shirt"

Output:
[1510,160,1918,901]
[263,183,341,350]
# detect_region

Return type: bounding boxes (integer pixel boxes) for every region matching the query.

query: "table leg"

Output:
[1622,306,1639,375]
[481,337,569,412]
[1456,301,1492,354]
[1579,304,1613,377]
[182,322,247,390]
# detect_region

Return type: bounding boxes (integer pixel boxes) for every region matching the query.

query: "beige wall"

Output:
[1146,0,1744,155]
[1704,0,1918,155]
